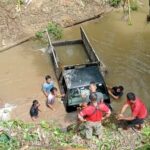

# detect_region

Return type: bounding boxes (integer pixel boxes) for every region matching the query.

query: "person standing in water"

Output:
[47,87,65,111]
[107,85,124,100]
[42,75,54,98]
[30,100,41,121]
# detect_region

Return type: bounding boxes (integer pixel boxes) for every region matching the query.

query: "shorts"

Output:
[81,121,102,139]
[126,117,144,127]
[119,117,144,128]
[30,108,38,117]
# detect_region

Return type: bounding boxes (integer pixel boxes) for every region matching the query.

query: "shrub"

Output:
[130,0,138,11]
[109,0,121,7]
[35,31,44,39]
[35,22,63,40]
[47,22,63,40]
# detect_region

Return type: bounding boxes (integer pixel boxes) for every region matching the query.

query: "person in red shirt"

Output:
[118,92,148,129]
[78,93,111,139]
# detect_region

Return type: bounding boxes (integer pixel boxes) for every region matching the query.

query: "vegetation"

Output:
[35,22,63,41]
[109,0,121,7]
[0,118,149,150]
[130,0,138,11]
[0,120,84,150]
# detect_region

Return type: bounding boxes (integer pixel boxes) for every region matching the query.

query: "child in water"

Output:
[30,100,41,121]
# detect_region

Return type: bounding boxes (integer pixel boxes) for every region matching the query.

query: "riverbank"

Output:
[0,118,149,150]
[0,0,112,48]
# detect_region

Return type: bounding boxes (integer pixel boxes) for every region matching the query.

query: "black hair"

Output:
[89,93,97,101]
[32,100,39,106]
[127,92,136,101]
[50,87,58,94]
[90,81,96,85]
[45,75,51,81]
[118,86,124,91]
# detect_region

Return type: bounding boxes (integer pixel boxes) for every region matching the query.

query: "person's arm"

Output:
[106,85,112,90]
[43,91,48,97]
[100,104,111,120]
[120,103,129,115]
[119,102,140,121]
[47,103,55,111]
[108,90,119,100]
[117,103,129,119]
[102,109,111,120]
[42,84,48,97]
[78,113,86,122]
[56,93,65,98]
[118,115,135,121]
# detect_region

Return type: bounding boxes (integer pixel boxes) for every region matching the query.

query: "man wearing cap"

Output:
[78,93,111,139]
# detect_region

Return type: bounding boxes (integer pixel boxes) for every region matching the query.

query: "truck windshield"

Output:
[69,83,109,100]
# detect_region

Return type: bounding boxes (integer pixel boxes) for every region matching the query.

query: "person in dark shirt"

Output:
[30,100,41,121]
[107,85,124,100]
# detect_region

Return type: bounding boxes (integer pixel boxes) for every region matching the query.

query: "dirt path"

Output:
[0,0,110,48]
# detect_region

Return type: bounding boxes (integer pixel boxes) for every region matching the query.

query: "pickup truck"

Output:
[48,27,110,112]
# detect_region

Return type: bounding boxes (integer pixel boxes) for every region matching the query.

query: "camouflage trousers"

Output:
[80,121,102,139]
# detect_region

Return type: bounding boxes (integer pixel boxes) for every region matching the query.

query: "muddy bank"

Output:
[0,0,111,48]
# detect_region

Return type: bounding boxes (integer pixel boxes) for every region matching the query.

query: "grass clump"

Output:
[130,0,138,11]
[35,22,63,41]
[109,0,121,7]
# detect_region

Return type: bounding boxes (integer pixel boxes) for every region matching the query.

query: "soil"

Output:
[0,0,111,48]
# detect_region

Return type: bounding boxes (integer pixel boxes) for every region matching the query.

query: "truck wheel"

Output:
[66,105,73,113]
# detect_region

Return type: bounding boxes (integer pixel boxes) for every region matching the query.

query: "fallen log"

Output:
[64,12,104,28]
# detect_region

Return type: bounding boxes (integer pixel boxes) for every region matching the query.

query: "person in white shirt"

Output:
[47,87,64,111]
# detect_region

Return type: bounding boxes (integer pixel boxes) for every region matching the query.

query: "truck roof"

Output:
[63,65,104,89]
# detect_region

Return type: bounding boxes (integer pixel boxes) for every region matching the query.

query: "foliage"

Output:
[35,22,63,40]
[109,0,121,7]
[47,22,63,40]
[0,120,83,150]
[130,0,138,11]
[18,0,24,5]
[0,119,149,150]
[35,31,44,39]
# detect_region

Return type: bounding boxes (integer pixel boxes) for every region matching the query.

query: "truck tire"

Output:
[66,105,73,113]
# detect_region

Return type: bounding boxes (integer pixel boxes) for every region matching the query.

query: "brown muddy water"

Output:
[0,1,150,125]
[61,3,150,114]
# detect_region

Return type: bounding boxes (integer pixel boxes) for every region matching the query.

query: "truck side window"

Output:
[62,78,67,94]
[69,88,80,97]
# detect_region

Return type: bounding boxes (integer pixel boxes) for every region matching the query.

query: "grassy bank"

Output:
[0,118,149,150]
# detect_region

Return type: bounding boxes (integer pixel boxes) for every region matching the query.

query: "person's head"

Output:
[32,100,39,107]
[89,93,97,103]
[117,86,124,93]
[89,81,97,93]
[127,92,136,103]
[50,87,58,96]
[45,75,51,84]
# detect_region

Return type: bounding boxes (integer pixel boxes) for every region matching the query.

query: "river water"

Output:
[0,2,149,123]
[60,3,150,112]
